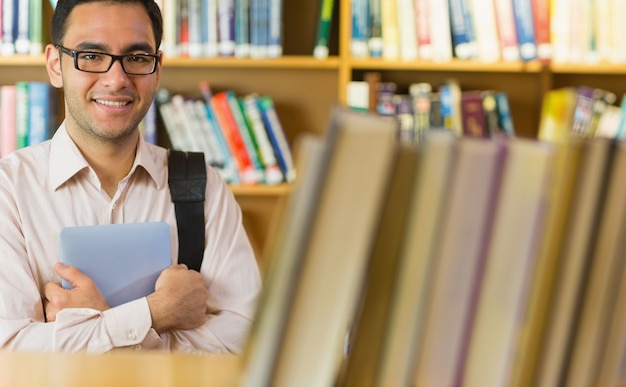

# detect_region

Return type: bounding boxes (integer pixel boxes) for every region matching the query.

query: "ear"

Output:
[45,44,63,88]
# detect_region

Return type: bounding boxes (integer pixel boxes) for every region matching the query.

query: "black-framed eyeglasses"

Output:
[56,45,160,75]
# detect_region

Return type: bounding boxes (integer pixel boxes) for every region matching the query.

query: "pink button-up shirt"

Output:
[0,123,262,354]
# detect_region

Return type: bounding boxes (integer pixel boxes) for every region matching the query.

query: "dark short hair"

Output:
[51,0,163,50]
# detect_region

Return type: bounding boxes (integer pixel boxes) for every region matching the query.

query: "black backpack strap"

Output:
[168,150,207,272]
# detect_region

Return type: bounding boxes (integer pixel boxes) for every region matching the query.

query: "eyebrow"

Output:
[72,42,156,54]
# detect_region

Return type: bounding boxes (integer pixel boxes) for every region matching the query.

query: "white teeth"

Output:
[96,100,129,107]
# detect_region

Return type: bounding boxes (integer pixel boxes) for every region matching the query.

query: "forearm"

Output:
[0,299,160,353]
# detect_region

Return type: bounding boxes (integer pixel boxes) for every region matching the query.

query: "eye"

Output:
[127,54,150,63]
[77,52,105,62]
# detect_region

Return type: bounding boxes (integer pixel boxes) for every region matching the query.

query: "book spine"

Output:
[397,0,418,60]
[380,0,399,59]
[235,0,250,57]
[469,0,500,63]
[15,81,29,149]
[257,95,296,183]
[313,0,335,59]
[241,94,284,184]
[28,0,41,55]
[217,0,236,56]
[409,82,432,142]
[550,0,570,63]
[155,89,190,151]
[203,0,218,57]
[161,0,178,57]
[27,82,51,145]
[493,0,520,62]
[1,0,15,56]
[187,0,203,57]
[531,0,551,62]
[350,0,369,58]
[414,0,431,59]
[494,91,516,137]
[211,91,259,184]
[368,0,383,57]
[511,0,537,62]
[14,0,27,54]
[460,90,488,138]
[448,0,475,59]
[346,81,370,112]
[225,91,266,183]
[428,0,452,62]
[267,0,283,57]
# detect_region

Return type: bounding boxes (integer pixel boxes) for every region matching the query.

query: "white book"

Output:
[161,0,178,57]
[204,0,219,57]
[14,0,29,54]
[428,0,452,62]
[470,0,500,62]
[380,0,399,59]
[397,0,418,60]
[1,0,16,56]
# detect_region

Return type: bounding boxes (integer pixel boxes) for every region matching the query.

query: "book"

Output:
[439,79,463,136]
[313,0,335,59]
[161,0,178,57]
[565,139,626,387]
[537,87,578,143]
[217,0,235,56]
[27,82,59,145]
[394,94,415,143]
[14,81,29,149]
[346,81,369,112]
[380,0,399,59]
[534,138,614,387]
[375,129,456,387]
[0,0,15,55]
[414,0,431,59]
[462,138,554,387]
[495,91,516,137]
[396,0,417,60]
[509,137,584,387]
[202,0,219,57]
[531,0,551,62]
[364,71,381,114]
[448,0,476,59]
[460,90,488,138]
[469,0,500,63]
[211,91,261,184]
[549,0,571,63]
[511,0,537,62]
[493,0,520,62]
[241,107,398,387]
[187,0,203,57]
[249,0,269,58]
[428,0,452,62]
[350,0,369,58]
[257,95,296,183]
[413,137,507,387]
[156,89,192,152]
[13,0,30,55]
[409,82,432,143]
[234,0,250,57]
[28,0,42,55]
[338,143,420,387]
[177,0,190,57]
[60,222,171,308]
[267,0,283,57]
[367,0,383,58]
[240,93,284,184]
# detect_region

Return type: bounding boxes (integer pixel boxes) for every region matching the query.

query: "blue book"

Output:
[511,0,537,62]
[257,95,296,183]
[350,0,369,57]
[60,222,172,308]
[268,0,283,57]
[448,0,476,59]
[235,0,251,57]
[28,82,58,146]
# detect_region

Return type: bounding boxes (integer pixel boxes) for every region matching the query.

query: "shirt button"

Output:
[128,332,137,340]
[133,345,142,350]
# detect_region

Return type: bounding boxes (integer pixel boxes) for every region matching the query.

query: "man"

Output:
[0,0,262,353]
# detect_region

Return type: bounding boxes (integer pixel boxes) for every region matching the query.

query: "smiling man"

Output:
[0,0,261,353]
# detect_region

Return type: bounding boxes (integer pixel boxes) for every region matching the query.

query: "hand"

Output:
[43,262,110,322]
[147,264,209,333]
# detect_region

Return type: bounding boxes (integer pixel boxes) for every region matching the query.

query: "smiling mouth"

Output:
[96,99,130,107]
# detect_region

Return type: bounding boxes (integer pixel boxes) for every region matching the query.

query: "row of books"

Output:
[348,0,626,64]
[155,83,295,186]
[158,0,284,59]
[0,0,44,56]
[347,73,516,142]
[0,82,60,157]
[539,85,626,142]
[239,107,626,387]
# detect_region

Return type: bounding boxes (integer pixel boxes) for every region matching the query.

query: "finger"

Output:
[54,261,87,289]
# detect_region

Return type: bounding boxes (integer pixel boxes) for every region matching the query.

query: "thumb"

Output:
[55,261,86,289]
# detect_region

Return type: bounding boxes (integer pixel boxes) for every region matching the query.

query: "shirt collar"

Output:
[48,122,165,191]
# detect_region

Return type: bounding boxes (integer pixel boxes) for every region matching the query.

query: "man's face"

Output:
[48,2,162,143]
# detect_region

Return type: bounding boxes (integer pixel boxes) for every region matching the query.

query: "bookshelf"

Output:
[4,0,626,264]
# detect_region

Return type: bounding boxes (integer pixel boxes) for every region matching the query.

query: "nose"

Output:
[101,57,130,88]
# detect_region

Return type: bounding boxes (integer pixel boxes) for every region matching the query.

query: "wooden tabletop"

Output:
[0,350,242,387]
